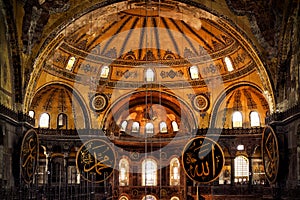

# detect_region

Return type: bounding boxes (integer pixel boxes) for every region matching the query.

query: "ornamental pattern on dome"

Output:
[42,5,255,88]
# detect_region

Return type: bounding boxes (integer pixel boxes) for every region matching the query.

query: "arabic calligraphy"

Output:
[182,136,224,183]
[76,139,116,183]
[262,126,279,184]
[21,129,39,184]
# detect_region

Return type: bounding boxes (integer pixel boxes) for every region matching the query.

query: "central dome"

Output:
[44,2,254,89]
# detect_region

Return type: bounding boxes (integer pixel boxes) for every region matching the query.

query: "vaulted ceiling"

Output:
[23,0,277,131]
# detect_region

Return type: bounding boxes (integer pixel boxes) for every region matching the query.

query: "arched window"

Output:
[142,158,157,186]
[224,56,234,72]
[66,56,76,71]
[51,156,65,184]
[159,122,167,133]
[119,196,129,200]
[189,65,199,79]
[132,122,140,133]
[120,121,128,132]
[170,197,180,200]
[172,121,179,132]
[67,166,80,184]
[250,111,260,127]
[119,158,129,186]
[57,113,67,129]
[170,158,180,186]
[100,65,110,78]
[145,122,154,134]
[39,113,50,128]
[232,111,243,128]
[145,68,155,82]
[28,110,35,118]
[237,144,244,151]
[142,195,157,200]
[234,155,249,183]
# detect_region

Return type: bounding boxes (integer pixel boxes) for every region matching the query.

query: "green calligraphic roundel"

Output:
[182,136,224,183]
[262,126,279,184]
[21,129,39,184]
[76,139,116,183]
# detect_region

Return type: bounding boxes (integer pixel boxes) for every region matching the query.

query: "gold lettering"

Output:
[83,152,111,175]
[22,138,36,168]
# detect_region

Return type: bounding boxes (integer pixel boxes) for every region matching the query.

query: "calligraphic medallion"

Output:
[90,93,108,112]
[20,129,39,184]
[192,94,209,112]
[76,139,116,183]
[262,126,279,184]
[182,136,224,183]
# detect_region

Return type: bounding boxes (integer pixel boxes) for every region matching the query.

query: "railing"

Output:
[266,102,300,124]
[0,104,35,126]
[35,128,104,136]
[2,185,108,200]
[35,127,264,137]
[197,127,264,136]
[1,185,274,200]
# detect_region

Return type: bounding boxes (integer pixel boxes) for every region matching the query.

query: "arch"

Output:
[224,56,234,72]
[172,121,179,132]
[50,155,65,184]
[210,82,270,128]
[28,110,35,118]
[132,122,140,133]
[169,157,180,186]
[142,158,157,186]
[145,122,154,134]
[24,0,275,118]
[232,111,243,128]
[142,195,157,200]
[39,113,50,128]
[28,82,90,128]
[119,195,129,200]
[145,68,155,82]
[100,65,110,78]
[159,121,168,133]
[250,111,260,127]
[66,56,76,71]
[234,155,249,183]
[102,90,197,134]
[57,113,67,129]
[120,120,128,132]
[189,65,199,79]
[119,158,129,186]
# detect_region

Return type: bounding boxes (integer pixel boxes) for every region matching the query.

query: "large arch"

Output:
[210,82,270,128]
[23,0,275,116]
[102,89,197,135]
[28,82,91,129]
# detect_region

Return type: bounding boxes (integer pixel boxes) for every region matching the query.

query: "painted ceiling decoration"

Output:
[41,2,258,89]
[23,0,275,132]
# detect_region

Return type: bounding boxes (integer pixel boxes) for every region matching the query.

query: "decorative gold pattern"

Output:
[90,93,108,112]
[76,139,116,183]
[262,126,279,184]
[182,136,224,183]
[21,129,39,184]
[193,94,209,111]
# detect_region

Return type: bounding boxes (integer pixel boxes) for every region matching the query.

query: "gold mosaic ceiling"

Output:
[26,0,274,131]
[45,3,255,88]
